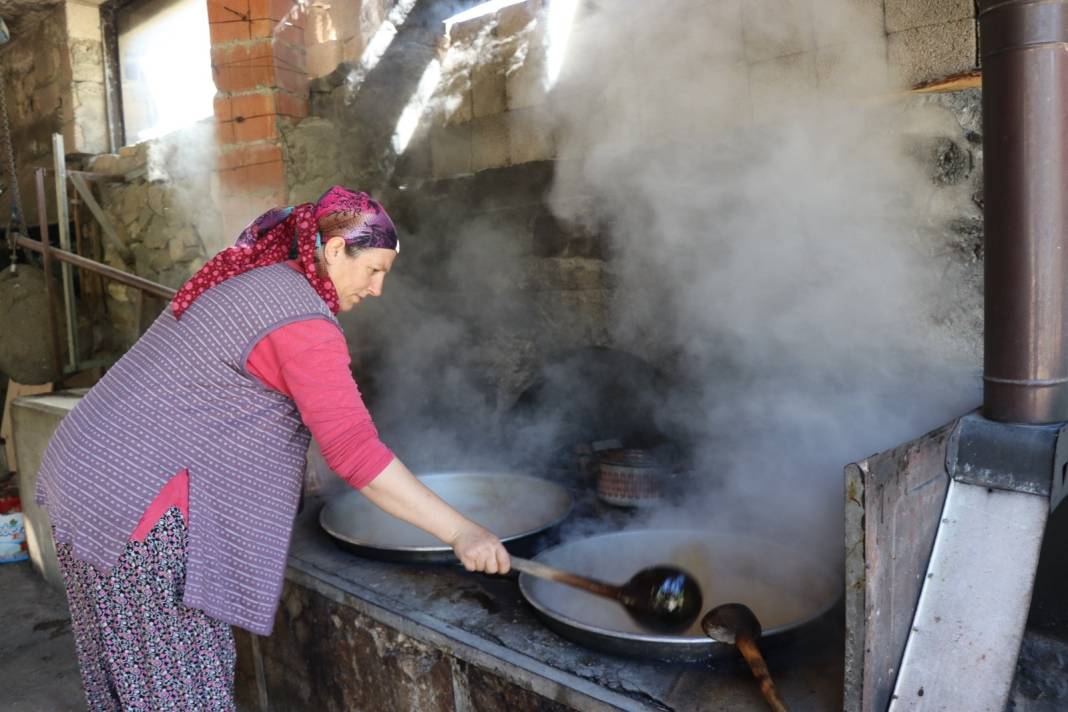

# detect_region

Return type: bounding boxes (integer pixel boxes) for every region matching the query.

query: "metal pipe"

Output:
[72,189,85,296]
[52,133,78,373]
[979,0,1068,423]
[35,168,62,383]
[15,234,175,300]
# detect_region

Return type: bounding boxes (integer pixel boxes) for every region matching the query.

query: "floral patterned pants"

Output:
[56,507,236,711]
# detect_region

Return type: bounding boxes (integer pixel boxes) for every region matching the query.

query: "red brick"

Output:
[274,65,308,95]
[209,18,250,44]
[211,40,280,91]
[213,95,234,122]
[208,0,249,24]
[274,91,308,118]
[232,91,275,119]
[272,40,305,75]
[211,43,255,92]
[250,18,303,43]
[248,0,303,24]
[245,160,285,191]
[221,160,285,195]
[215,119,237,144]
[218,141,283,171]
[233,114,278,142]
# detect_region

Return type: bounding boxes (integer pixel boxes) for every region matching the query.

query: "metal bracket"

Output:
[946,412,1068,504]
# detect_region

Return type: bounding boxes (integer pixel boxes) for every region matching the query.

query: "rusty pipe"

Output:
[15,233,175,301]
[979,0,1068,423]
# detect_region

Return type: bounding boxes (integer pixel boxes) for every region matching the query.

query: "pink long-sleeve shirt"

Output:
[129,313,394,541]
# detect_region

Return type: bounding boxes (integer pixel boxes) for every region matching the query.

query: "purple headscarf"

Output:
[172,186,398,318]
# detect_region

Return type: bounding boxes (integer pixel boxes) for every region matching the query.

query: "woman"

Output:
[35,186,510,710]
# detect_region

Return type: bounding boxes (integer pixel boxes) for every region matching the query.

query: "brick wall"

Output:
[207,0,310,236]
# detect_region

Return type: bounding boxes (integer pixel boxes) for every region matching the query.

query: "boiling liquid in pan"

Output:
[526,531,836,638]
[322,472,572,549]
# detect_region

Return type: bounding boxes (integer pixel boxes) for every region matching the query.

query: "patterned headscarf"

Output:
[171,186,398,318]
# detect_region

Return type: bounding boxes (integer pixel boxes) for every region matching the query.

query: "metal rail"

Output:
[14,233,175,300]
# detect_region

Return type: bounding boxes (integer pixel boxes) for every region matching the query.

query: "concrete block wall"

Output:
[885,0,976,86]
[416,0,978,178]
[426,0,555,179]
[303,0,394,79]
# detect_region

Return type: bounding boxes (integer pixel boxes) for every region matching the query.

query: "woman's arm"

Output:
[246,319,510,574]
[360,457,511,574]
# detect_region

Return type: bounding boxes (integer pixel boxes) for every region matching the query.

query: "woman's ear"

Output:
[324,236,347,263]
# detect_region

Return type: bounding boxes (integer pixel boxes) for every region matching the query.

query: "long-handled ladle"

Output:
[701,603,788,712]
[507,556,704,634]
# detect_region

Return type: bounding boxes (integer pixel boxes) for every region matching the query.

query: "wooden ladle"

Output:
[701,603,788,712]
[509,556,703,634]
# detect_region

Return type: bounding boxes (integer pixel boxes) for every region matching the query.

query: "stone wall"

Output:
[0,2,109,227]
[0,7,69,225]
[62,0,107,155]
[234,579,576,712]
[84,121,220,347]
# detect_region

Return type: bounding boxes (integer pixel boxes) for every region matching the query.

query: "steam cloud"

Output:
[342,0,982,564]
[544,0,981,556]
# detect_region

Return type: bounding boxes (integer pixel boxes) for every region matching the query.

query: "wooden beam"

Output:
[910,69,982,94]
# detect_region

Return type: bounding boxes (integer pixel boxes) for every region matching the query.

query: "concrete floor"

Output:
[0,561,84,711]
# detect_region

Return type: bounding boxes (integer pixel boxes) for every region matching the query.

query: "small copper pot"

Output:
[596,448,673,507]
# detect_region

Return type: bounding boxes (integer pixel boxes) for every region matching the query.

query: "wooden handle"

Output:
[509,557,620,599]
[736,636,788,712]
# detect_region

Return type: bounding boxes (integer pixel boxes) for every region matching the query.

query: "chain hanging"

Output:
[0,66,24,272]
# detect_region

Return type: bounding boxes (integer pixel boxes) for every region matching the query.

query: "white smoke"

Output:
[542,0,981,558]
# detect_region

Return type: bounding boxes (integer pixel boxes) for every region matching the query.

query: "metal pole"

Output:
[14,234,176,300]
[35,168,62,383]
[72,189,85,297]
[52,133,78,373]
[979,0,1068,423]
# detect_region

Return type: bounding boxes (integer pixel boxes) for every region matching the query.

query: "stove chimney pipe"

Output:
[980,0,1068,424]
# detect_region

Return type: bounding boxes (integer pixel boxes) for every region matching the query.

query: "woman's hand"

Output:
[448,520,511,575]
[358,458,511,575]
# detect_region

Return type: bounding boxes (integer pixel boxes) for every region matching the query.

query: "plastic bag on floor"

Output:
[0,496,28,563]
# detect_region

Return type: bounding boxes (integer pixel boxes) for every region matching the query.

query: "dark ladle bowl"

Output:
[619,566,704,634]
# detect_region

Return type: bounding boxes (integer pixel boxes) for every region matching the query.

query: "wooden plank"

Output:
[68,172,131,263]
[843,462,867,712]
[842,419,958,712]
[1,380,54,475]
[911,70,982,94]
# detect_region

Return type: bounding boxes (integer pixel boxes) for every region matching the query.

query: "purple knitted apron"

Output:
[37,262,339,635]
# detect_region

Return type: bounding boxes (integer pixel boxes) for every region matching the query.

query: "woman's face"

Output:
[322,238,397,311]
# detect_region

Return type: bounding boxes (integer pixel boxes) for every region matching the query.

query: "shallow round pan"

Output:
[518,529,841,662]
[320,471,573,563]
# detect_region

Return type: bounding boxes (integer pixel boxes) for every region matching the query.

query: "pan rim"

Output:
[319,471,574,553]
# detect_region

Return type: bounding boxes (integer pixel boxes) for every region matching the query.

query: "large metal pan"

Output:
[519,529,840,662]
[320,471,573,563]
